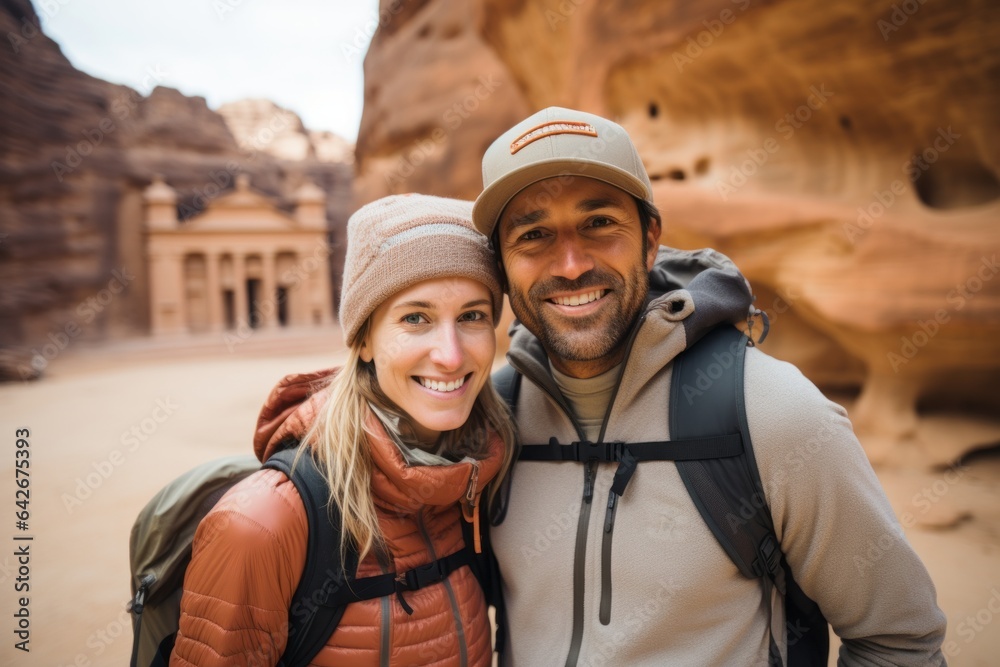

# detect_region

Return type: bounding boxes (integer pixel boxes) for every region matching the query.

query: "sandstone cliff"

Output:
[0,0,353,380]
[355,0,1000,463]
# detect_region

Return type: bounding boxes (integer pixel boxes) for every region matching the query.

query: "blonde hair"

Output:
[298,319,516,563]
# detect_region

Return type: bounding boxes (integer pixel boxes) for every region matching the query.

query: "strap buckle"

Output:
[573,440,622,462]
[753,534,784,589]
[397,560,446,591]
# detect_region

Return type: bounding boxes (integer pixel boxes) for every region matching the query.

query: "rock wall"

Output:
[355,0,1000,462]
[0,0,353,379]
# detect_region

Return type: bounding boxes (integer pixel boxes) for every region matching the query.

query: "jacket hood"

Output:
[254,368,336,462]
[505,246,758,418]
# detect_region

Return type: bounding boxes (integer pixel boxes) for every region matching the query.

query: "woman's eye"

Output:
[460,310,489,323]
[402,314,426,325]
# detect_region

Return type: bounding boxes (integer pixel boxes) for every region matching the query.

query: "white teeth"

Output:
[553,290,603,306]
[420,376,465,392]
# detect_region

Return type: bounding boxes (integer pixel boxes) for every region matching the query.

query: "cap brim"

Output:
[472,158,651,237]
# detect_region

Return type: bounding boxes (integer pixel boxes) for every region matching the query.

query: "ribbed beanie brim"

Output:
[339,194,503,346]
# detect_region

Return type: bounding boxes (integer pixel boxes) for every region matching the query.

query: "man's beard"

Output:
[508,265,649,364]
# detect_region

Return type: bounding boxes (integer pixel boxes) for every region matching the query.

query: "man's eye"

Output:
[590,216,614,228]
[519,229,543,241]
[402,314,426,325]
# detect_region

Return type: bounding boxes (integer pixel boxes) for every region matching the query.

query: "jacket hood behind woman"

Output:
[170,368,506,667]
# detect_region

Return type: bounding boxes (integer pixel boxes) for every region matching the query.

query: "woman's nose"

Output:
[428,324,463,370]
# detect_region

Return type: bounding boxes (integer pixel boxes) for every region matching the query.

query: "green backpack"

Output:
[128,445,481,666]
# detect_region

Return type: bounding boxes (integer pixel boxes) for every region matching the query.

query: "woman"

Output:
[171,194,515,667]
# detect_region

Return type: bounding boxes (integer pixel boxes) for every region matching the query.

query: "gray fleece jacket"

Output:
[492,246,946,666]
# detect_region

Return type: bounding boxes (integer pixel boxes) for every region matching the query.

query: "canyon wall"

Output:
[0,0,353,379]
[355,0,1000,462]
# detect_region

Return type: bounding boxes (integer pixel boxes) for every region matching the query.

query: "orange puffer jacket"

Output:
[170,369,505,667]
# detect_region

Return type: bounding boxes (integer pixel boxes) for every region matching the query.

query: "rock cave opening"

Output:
[913,154,1000,210]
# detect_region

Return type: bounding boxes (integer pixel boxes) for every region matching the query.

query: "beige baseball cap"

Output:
[472,106,653,237]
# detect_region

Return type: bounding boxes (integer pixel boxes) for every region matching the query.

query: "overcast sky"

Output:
[42,0,380,141]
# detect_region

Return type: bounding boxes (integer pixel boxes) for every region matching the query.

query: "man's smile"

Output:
[547,289,608,307]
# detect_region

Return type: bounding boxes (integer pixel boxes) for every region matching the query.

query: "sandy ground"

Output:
[1,327,998,667]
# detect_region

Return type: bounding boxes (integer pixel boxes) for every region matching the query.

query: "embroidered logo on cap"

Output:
[509,120,598,154]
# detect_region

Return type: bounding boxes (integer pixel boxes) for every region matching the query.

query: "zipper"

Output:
[128,574,155,667]
[599,449,638,625]
[417,510,468,667]
[379,582,391,667]
[595,314,648,630]
[462,461,482,552]
[509,312,651,666]
[564,460,595,667]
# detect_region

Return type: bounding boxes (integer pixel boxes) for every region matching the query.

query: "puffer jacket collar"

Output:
[505,246,756,432]
[253,368,505,515]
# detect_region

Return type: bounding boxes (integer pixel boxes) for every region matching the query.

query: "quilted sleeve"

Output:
[170,469,308,667]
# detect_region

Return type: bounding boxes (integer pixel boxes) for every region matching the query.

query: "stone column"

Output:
[205,252,224,331]
[150,252,187,336]
[232,253,248,330]
[261,251,278,328]
[289,248,310,326]
[311,248,335,326]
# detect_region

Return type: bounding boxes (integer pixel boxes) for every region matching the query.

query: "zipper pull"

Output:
[128,574,155,615]
[583,460,596,503]
[128,574,156,667]
[604,491,619,533]
[463,462,483,553]
[465,461,480,506]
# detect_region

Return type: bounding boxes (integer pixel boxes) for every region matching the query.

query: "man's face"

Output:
[497,176,661,378]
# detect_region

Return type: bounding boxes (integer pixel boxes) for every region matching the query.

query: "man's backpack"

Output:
[491,325,829,667]
[128,445,482,667]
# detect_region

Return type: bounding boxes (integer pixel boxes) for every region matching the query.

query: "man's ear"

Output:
[645,215,662,270]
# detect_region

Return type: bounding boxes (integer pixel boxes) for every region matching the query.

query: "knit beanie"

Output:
[339,194,504,346]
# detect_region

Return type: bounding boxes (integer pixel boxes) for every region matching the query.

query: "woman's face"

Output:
[361,277,496,444]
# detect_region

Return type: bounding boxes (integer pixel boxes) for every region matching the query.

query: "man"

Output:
[471,107,946,666]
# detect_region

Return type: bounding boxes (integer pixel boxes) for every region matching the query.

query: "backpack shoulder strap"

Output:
[671,326,778,580]
[671,326,788,665]
[492,364,521,414]
[264,446,354,667]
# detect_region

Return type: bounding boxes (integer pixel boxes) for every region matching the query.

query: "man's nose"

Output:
[428,323,464,370]
[550,235,595,281]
